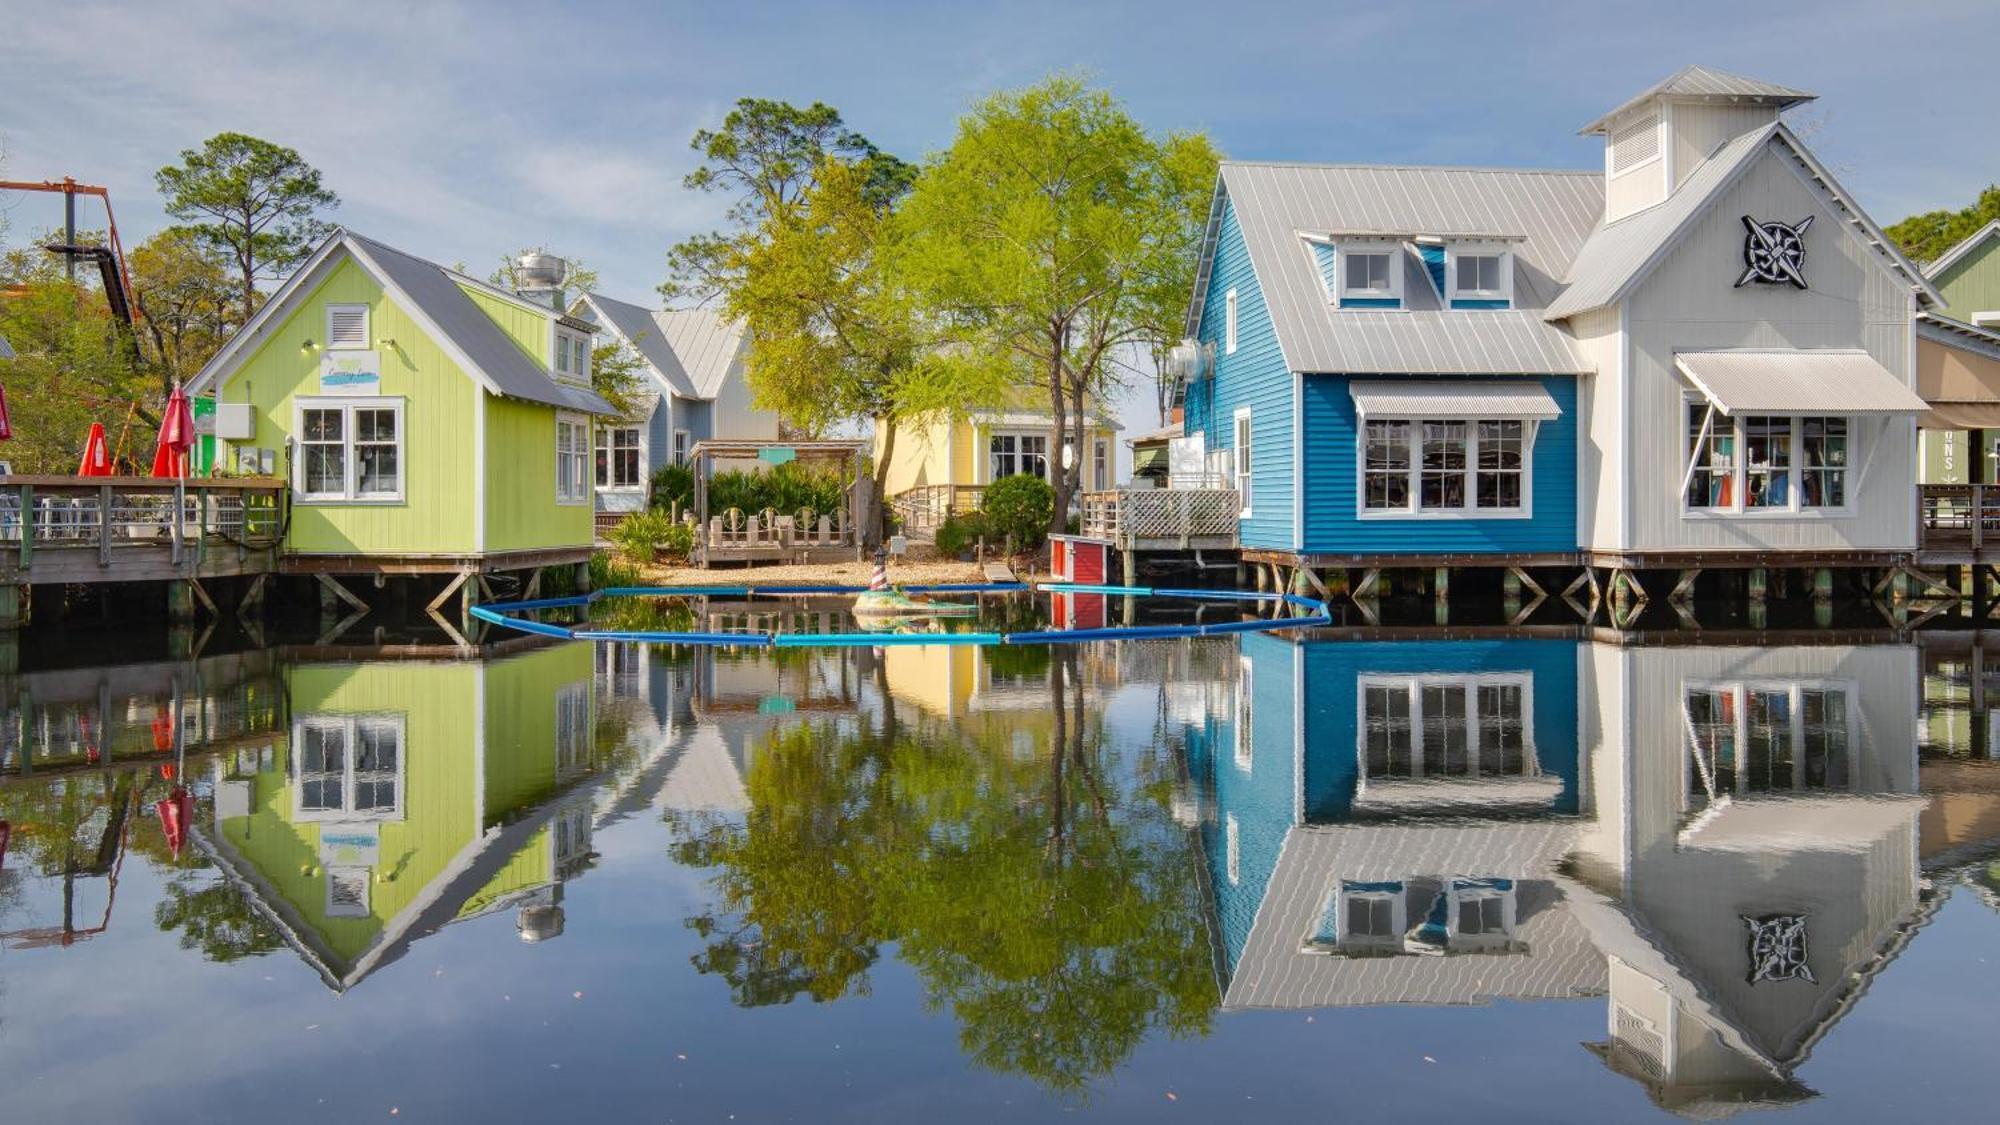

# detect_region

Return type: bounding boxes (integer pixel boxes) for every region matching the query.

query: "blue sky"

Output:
[4,0,1994,435]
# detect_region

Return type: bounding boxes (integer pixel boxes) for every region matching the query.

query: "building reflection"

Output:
[1193,635,1950,1118]
[195,643,602,990]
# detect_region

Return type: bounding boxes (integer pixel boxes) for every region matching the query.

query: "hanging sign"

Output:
[319,350,382,395]
[1736,215,1813,290]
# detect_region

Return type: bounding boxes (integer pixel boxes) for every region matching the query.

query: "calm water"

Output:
[4,594,1999,1122]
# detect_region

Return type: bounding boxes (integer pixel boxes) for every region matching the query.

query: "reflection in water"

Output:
[2,627,2000,1118]
[664,644,1218,1092]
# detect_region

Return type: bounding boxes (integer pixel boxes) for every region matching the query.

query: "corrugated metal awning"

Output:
[1675,350,1928,416]
[1349,381,1562,420]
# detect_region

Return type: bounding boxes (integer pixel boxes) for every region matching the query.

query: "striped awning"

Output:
[1675,350,1928,416]
[1348,381,1562,420]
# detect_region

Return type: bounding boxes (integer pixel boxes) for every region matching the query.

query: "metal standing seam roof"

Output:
[1922,219,2000,278]
[344,232,616,415]
[656,308,748,400]
[1674,349,1929,415]
[1211,162,1605,376]
[1577,65,1816,135]
[1918,312,2000,365]
[579,291,699,398]
[1349,380,1563,420]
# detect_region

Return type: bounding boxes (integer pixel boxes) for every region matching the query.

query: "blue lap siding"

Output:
[1299,374,1578,555]
[1188,193,1295,551]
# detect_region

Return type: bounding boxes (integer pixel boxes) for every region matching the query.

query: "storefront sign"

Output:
[320,350,382,395]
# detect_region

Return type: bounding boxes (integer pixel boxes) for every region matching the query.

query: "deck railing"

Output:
[1079,488,1240,547]
[1919,484,2000,553]
[891,484,985,542]
[0,476,287,570]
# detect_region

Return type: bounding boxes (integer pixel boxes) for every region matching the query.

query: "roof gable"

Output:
[576,291,698,397]
[1579,65,1815,135]
[574,294,747,402]
[1924,219,2000,279]
[1546,124,1941,321]
[190,229,613,415]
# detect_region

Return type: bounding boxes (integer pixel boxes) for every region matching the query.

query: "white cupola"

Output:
[1581,65,1816,223]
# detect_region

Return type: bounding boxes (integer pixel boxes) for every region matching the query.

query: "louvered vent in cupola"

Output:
[327,305,370,350]
[1610,113,1660,173]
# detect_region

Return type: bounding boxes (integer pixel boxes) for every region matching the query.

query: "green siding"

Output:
[1934,234,2000,319]
[217,257,478,554]
[484,394,593,551]
[460,285,550,366]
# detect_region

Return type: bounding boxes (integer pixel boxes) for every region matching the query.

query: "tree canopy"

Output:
[155,132,339,320]
[1887,184,2000,265]
[0,239,157,471]
[128,228,242,390]
[896,76,1219,528]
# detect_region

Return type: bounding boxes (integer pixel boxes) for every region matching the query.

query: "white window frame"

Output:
[325,304,370,351]
[555,681,591,777]
[1354,416,1535,519]
[555,412,591,505]
[1093,439,1110,491]
[1679,393,1854,517]
[1447,244,1513,307]
[552,327,592,384]
[1354,673,1537,797]
[1336,241,1403,307]
[1232,407,1254,518]
[1225,813,1240,886]
[1233,654,1254,774]
[293,397,407,504]
[291,714,406,823]
[673,428,691,467]
[1224,288,1239,354]
[1680,679,1861,815]
[1329,881,1407,950]
[596,423,645,490]
[987,429,1052,483]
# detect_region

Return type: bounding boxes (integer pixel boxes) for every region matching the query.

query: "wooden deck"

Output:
[1918,484,2000,566]
[1079,488,1240,551]
[1,476,286,588]
[890,484,984,545]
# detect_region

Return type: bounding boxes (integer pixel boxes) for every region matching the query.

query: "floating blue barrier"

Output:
[472,581,1329,648]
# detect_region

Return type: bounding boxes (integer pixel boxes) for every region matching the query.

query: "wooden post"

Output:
[166,580,196,622]
[1748,567,1768,603]
[1433,567,1449,607]
[1812,568,1833,602]
[1503,569,1522,602]
[0,584,23,631]
[1121,548,1137,587]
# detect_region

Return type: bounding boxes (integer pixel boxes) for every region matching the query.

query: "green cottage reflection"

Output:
[191,644,601,990]
[665,644,1220,1093]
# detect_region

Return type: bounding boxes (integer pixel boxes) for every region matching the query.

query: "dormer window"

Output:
[553,328,592,382]
[1336,242,1402,309]
[1448,247,1512,309]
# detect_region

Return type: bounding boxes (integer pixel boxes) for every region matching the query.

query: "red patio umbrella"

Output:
[149,382,195,479]
[156,786,194,860]
[0,382,12,441]
[78,422,113,476]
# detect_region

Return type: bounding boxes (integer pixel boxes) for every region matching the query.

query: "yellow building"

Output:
[875,394,1121,501]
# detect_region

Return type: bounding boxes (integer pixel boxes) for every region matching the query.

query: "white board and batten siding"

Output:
[1610,144,1919,553]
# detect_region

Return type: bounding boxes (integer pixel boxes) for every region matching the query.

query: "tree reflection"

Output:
[668,650,1218,1093]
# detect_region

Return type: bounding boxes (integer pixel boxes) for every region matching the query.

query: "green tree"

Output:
[0,241,156,471]
[155,132,339,321]
[1887,185,2000,264]
[667,650,1217,1092]
[898,76,1220,530]
[128,228,241,390]
[662,98,913,304]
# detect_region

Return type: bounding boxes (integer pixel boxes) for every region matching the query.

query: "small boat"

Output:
[851,587,979,618]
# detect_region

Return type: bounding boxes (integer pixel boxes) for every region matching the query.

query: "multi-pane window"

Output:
[554,330,591,380]
[1358,675,1536,784]
[1093,440,1109,491]
[1365,418,1530,514]
[596,425,642,488]
[1345,252,1392,294]
[1685,683,1856,807]
[556,416,590,503]
[293,716,403,821]
[1364,421,1412,510]
[1455,254,1503,294]
[556,682,591,778]
[1233,655,1253,773]
[673,429,690,466]
[297,400,403,501]
[989,432,1049,480]
[1685,398,1850,512]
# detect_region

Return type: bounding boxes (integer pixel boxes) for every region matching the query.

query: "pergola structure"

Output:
[688,439,872,567]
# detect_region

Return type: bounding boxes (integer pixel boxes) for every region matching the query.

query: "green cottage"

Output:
[194,645,599,990]
[188,231,616,583]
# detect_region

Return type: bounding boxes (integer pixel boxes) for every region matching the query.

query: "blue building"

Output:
[1182,163,1600,566]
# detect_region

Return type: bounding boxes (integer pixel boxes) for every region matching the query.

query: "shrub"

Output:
[610,510,678,563]
[981,474,1055,550]
[705,461,848,520]
[577,551,642,593]
[934,510,989,558]
[650,463,695,513]
[658,520,695,560]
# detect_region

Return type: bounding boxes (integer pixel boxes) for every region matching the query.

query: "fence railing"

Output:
[1079,488,1240,547]
[1919,484,2000,552]
[891,484,986,541]
[0,476,287,569]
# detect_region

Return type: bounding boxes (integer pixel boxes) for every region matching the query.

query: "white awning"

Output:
[1675,349,1928,416]
[1348,381,1562,421]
